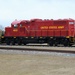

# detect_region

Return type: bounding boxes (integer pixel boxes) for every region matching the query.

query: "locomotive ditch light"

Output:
[66,36,69,38]
[31,37,34,38]
[25,37,28,38]
[40,37,42,38]
[50,37,53,38]
[14,37,16,38]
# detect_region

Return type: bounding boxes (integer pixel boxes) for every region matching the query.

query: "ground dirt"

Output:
[0,53,75,75]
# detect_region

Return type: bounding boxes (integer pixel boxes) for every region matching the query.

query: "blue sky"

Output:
[0,0,75,27]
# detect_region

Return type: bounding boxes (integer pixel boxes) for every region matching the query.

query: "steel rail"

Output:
[0,45,75,54]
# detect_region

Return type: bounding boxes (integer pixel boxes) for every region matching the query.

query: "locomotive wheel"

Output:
[68,43,72,47]
[18,41,21,45]
[5,38,10,45]
[50,43,53,46]
[48,39,54,46]
[48,42,53,46]
[6,40,10,45]
[23,41,27,45]
[23,43,26,45]
[64,43,68,46]
[55,42,58,46]
[64,43,72,47]
[18,43,21,45]
[63,39,69,46]
[54,41,58,46]
[12,41,15,45]
[63,41,68,46]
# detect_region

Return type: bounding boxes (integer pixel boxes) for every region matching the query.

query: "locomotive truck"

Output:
[0,18,75,46]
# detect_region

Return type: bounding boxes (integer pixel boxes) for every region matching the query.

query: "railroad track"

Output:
[0,45,75,54]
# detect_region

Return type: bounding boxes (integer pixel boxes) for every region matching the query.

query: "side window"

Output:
[14,24,18,28]
[20,24,22,27]
[69,22,74,25]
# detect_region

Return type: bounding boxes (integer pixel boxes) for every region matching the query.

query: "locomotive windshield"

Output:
[14,24,18,28]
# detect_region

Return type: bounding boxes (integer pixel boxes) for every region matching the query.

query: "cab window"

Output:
[14,24,18,28]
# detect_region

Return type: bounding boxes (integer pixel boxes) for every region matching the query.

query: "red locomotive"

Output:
[1,18,75,46]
